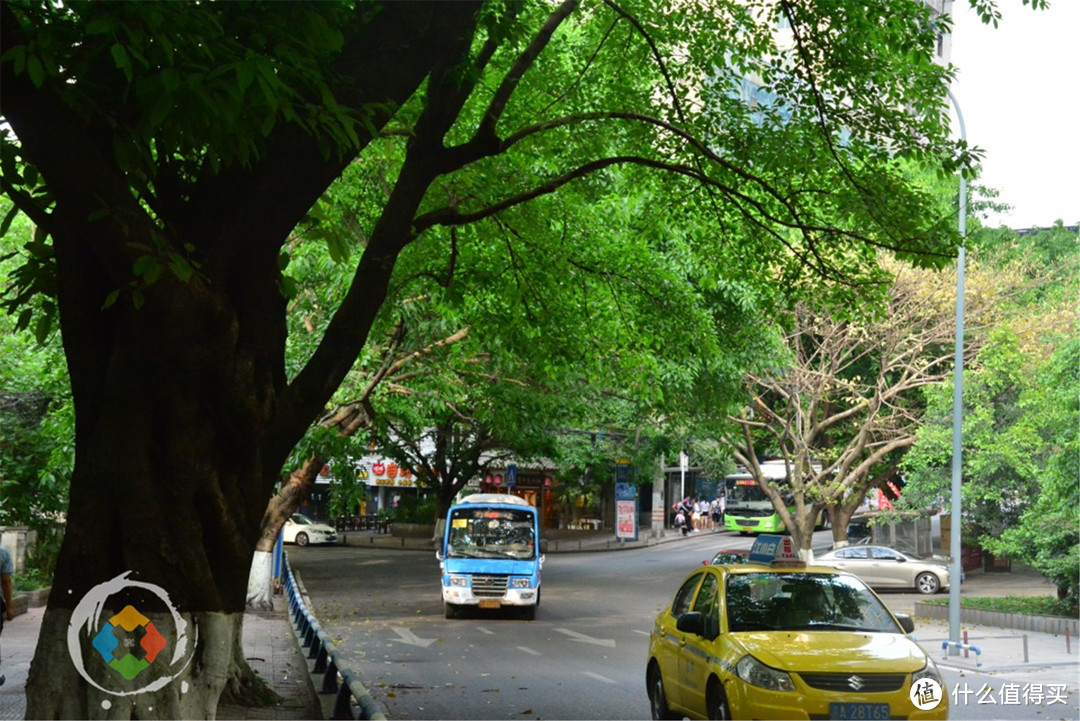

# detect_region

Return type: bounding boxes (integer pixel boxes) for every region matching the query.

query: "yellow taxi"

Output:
[646,536,948,720]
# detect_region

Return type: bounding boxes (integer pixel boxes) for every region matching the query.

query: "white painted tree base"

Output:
[246,550,275,611]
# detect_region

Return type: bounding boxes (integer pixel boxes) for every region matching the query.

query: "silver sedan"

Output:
[814,545,951,594]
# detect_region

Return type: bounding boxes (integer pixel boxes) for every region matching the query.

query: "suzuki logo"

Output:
[847,675,865,691]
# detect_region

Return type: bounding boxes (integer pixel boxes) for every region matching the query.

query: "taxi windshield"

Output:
[726,572,901,633]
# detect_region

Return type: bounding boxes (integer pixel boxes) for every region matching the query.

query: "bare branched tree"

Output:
[727,256,1017,557]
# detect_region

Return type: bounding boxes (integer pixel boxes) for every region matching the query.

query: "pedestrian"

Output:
[673,497,689,527]
[674,508,688,536]
[0,545,14,687]
[711,497,722,530]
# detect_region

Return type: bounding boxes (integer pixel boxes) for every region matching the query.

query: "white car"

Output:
[282,514,338,546]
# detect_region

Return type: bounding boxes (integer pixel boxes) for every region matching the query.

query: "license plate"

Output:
[829,703,890,720]
[478,600,501,609]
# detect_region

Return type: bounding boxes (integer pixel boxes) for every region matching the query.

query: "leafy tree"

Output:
[902,225,1078,590]
[981,336,1079,610]
[1,1,987,715]
[0,203,71,579]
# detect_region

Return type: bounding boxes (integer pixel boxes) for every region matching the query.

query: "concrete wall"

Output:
[915,601,1079,637]
[1,526,36,572]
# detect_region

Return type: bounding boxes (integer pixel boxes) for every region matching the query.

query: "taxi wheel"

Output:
[916,572,941,594]
[706,679,731,720]
[295,532,309,547]
[647,662,677,720]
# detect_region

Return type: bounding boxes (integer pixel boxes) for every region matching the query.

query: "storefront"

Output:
[477,467,561,530]
[313,455,652,532]
[312,456,423,521]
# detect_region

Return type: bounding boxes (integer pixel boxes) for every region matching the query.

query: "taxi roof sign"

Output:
[747,534,804,566]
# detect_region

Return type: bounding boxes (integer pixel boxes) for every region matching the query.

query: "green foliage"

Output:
[389,495,438,525]
[5,1,359,177]
[922,594,1076,619]
[286,424,372,520]
[1,0,1025,629]
[980,335,1079,608]
[966,0,1049,29]
[12,565,51,593]
[0,200,71,582]
[903,226,1078,601]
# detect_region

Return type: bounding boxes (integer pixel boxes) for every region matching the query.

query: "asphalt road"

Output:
[288,530,823,720]
[289,530,1074,721]
[291,537,691,720]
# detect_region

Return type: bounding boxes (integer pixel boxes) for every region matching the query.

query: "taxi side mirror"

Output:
[894,613,915,634]
[676,611,705,636]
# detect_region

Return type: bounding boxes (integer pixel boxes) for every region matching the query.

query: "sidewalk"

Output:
[2,529,1076,719]
[0,603,317,721]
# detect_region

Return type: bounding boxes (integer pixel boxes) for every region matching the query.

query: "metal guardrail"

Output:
[942,640,983,666]
[333,515,393,534]
[282,555,387,720]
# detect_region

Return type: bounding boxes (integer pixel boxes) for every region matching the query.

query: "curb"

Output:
[8,585,49,616]
[287,561,387,720]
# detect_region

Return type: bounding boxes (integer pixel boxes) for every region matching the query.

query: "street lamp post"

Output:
[946,88,966,653]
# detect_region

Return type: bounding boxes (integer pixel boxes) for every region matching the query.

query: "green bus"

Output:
[723,461,826,535]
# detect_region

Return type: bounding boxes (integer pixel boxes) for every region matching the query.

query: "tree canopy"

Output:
[0,1,1000,716]
[901,223,1078,604]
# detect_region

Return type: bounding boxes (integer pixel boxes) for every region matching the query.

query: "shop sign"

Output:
[367,460,414,487]
[616,499,638,542]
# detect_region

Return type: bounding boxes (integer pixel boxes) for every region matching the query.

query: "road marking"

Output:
[517,646,542,656]
[582,671,618,684]
[389,626,437,648]
[555,628,616,648]
[477,627,495,635]
[632,629,650,636]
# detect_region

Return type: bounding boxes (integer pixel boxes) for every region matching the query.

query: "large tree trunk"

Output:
[830,502,861,549]
[788,504,823,563]
[26,275,282,719]
[4,4,489,714]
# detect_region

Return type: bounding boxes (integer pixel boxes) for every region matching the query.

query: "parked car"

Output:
[282,513,338,546]
[815,545,951,594]
[705,548,750,566]
[846,516,873,544]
